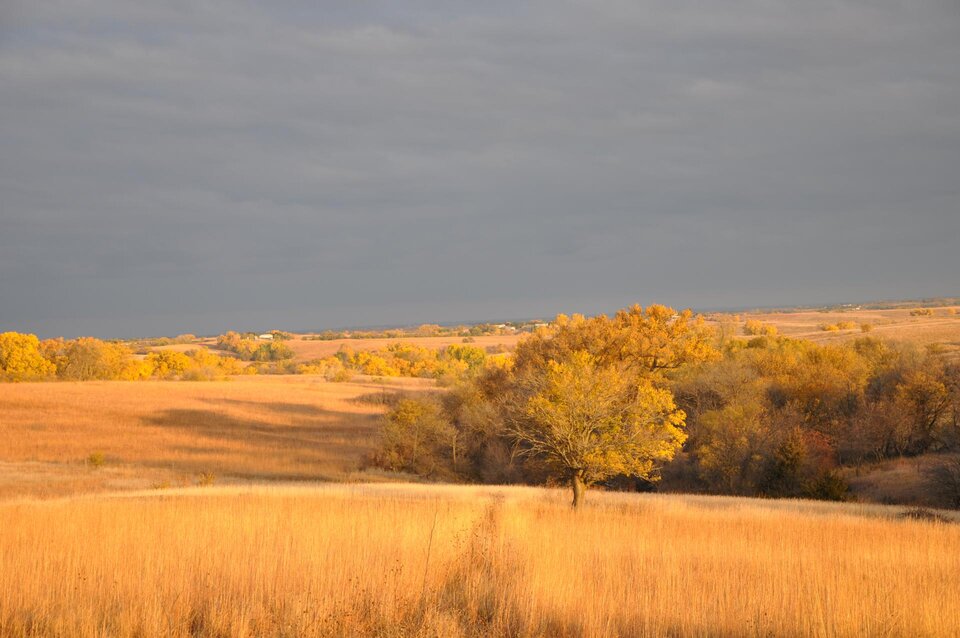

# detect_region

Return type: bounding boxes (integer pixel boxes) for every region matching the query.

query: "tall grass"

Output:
[1,484,957,637]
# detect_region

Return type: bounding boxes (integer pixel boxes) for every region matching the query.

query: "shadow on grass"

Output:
[139,401,382,480]
[200,397,327,416]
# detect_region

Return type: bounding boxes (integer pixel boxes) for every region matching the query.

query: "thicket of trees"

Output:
[669,336,955,500]
[374,305,960,506]
[288,342,495,382]
[216,332,294,361]
[374,306,715,505]
[0,332,245,381]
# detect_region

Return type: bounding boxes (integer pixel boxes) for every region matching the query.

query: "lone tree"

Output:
[508,351,687,507]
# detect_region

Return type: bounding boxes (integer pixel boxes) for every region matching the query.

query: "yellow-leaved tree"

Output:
[509,351,687,507]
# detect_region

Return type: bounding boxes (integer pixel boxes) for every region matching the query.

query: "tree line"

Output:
[0,332,246,381]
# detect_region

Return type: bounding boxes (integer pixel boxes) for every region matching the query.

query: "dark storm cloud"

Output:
[1,0,958,337]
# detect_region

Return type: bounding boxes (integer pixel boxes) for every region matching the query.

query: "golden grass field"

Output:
[1,483,958,638]
[0,376,433,499]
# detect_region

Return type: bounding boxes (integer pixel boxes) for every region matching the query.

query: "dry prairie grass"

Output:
[1,484,957,637]
[0,376,432,499]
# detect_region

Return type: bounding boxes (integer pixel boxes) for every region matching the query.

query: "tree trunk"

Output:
[571,471,586,508]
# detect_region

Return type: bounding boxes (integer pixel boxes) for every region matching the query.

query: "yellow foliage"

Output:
[515,304,718,379]
[514,351,686,496]
[147,350,192,379]
[0,332,56,381]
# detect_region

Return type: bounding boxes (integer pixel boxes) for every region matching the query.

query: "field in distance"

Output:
[146,306,960,361]
[710,305,960,352]
[0,376,431,500]
[150,333,523,362]
[2,483,957,637]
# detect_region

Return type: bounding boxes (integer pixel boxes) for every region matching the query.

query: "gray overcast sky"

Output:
[2,1,958,338]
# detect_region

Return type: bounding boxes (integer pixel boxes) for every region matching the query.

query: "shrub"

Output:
[87,452,106,469]
[899,507,951,522]
[926,458,960,509]
[376,398,456,478]
[820,324,840,332]
[806,470,849,501]
[331,368,354,382]
[198,472,216,486]
[860,323,873,333]
[911,308,935,317]
[743,320,777,336]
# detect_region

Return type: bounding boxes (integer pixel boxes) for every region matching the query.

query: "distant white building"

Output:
[257,333,274,340]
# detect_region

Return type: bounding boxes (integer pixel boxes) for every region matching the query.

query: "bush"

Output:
[860,323,873,333]
[330,368,353,382]
[806,470,849,501]
[899,507,951,522]
[375,398,456,478]
[87,452,106,469]
[198,471,217,486]
[743,320,777,336]
[926,457,960,509]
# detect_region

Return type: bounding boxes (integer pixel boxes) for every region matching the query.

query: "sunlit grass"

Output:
[1,484,957,637]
